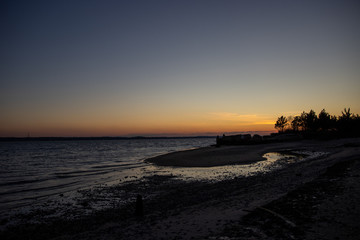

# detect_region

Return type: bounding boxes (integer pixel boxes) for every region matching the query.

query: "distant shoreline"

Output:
[0,136,216,142]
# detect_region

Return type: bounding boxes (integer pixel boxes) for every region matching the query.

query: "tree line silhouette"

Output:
[275,108,360,138]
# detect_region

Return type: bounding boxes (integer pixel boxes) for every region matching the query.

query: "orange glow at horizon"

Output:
[0,112,276,137]
[4,107,359,137]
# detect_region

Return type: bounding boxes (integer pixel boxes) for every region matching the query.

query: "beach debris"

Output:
[257,206,296,228]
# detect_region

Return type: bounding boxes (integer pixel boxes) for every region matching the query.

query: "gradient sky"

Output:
[1,0,360,137]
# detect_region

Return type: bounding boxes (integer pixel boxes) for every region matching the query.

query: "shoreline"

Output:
[1,138,360,239]
[145,138,358,167]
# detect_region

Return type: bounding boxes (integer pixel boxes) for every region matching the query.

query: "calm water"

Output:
[0,138,214,212]
[0,138,326,219]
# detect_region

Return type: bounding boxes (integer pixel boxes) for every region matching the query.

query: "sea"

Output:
[0,138,215,213]
[1,137,325,227]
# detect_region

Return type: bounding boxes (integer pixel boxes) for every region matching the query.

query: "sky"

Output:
[1,0,360,137]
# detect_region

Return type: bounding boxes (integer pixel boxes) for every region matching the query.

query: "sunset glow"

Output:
[1,0,360,137]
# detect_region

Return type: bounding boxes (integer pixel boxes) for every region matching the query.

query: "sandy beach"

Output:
[1,138,360,240]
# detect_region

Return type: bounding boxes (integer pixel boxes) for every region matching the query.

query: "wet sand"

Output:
[1,138,360,240]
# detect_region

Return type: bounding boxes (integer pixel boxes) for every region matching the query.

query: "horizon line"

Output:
[0,130,276,139]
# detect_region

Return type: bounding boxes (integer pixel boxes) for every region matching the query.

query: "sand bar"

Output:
[145,138,358,167]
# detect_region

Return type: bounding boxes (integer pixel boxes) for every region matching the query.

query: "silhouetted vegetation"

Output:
[275,116,288,132]
[275,108,360,139]
[217,108,360,146]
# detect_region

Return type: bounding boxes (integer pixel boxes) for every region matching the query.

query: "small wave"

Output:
[91,163,137,169]
[0,181,80,197]
[54,169,113,179]
[0,178,48,187]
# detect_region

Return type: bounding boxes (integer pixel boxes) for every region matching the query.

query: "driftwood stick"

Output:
[257,206,296,228]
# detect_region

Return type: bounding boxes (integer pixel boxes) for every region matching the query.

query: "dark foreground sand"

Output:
[1,138,360,240]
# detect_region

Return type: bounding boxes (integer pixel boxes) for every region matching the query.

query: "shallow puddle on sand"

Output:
[263,152,302,164]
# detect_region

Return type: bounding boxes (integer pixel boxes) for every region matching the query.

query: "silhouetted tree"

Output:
[275,107,360,138]
[291,116,303,132]
[286,116,294,131]
[354,114,360,136]
[338,108,360,136]
[330,115,338,130]
[300,111,307,130]
[341,108,352,121]
[338,108,352,133]
[275,116,288,132]
[318,109,331,131]
[304,110,318,131]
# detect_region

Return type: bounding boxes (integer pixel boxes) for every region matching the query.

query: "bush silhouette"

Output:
[275,116,288,133]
